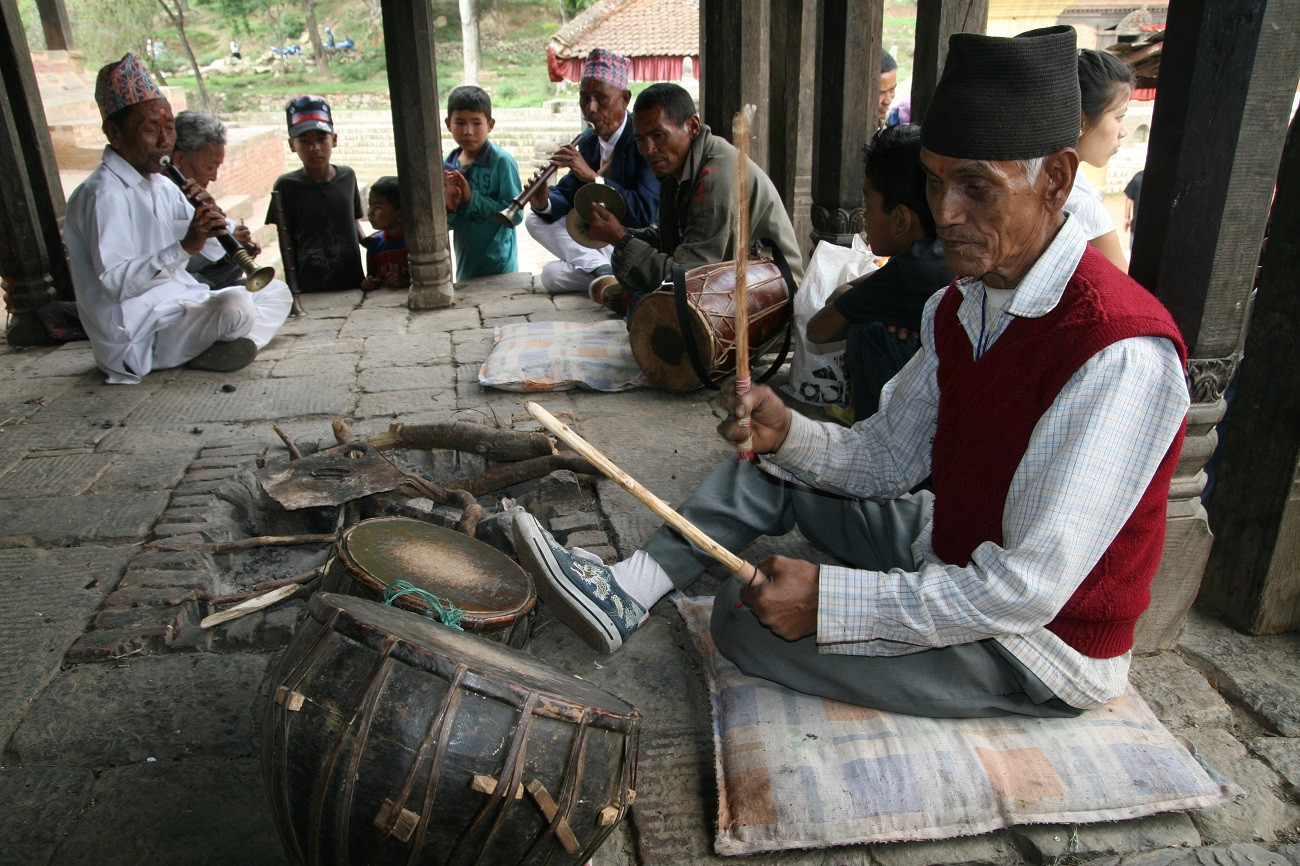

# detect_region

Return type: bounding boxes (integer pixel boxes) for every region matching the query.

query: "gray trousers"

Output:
[643,458,1081,719]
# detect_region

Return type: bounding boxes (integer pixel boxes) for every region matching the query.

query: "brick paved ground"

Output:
[1,275,1298,865]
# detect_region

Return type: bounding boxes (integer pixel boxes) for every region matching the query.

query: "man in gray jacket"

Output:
[585,83,803,313]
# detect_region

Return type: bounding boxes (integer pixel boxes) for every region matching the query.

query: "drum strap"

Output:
[670,238,799,390]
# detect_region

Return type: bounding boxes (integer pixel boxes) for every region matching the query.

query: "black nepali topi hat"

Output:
[921,25,1080,161]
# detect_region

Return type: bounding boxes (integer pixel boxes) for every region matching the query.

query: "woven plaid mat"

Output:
[673,595,1238,857]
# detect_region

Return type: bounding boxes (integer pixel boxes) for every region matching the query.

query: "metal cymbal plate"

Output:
[574,182,627,222]
[566,208,608,249]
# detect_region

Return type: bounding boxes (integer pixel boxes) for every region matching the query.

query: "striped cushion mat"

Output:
[673,595,1238,857]
[479,320,649,393]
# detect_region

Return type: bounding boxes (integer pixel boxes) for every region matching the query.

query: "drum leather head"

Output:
[627,294,712,392]
[566,183,627,249]
[341,517,534,619]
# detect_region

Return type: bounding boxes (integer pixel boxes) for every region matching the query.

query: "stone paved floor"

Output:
[1,276,1299,866]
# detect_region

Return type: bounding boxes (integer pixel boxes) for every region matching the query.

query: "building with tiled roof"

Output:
[549,0,700,83]
[986,0,1167,45]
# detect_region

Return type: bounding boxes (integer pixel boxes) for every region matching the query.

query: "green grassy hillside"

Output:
[19,0,919,113]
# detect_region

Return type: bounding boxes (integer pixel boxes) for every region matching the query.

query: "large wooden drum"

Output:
[262,592,641,866]
[321,517,535,648]
[628,258,792,392]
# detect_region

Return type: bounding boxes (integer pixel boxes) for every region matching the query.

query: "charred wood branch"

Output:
[149,533,337,553]
[271,422,304,460]
[207,571,321,606]
[368,421,553,462]
[443,453,598,498]
[400,473,486,538]
[332,418,358,446]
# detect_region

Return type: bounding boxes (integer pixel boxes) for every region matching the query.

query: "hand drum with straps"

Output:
[628,244,796,392]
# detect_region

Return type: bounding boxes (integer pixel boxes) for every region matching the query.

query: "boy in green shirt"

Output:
[443,86,522,280]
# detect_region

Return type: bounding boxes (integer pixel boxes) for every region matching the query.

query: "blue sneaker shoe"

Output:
[512,512,647,653]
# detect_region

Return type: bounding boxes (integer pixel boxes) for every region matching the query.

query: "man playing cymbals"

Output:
[583,82,803,315]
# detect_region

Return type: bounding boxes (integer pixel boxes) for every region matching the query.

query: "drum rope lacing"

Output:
[383,580,466,630]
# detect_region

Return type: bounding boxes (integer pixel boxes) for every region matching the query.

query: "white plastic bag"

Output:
[782,236,878,406]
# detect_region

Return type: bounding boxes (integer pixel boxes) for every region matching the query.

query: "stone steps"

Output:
[228,105,586,186]
[41,92,99,126]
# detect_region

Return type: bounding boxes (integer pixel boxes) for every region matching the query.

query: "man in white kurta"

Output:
[65,54,292,385]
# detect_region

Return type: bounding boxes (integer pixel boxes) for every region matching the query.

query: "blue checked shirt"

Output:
[764,217,1189,708]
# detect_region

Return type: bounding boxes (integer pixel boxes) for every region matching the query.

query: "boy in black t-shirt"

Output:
[265,96,365,293]
[807,124,954,419]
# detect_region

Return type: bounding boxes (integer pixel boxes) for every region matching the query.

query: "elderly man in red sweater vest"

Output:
[513,26,1189,719]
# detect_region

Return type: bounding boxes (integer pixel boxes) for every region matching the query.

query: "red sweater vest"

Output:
[930,246,1187,658]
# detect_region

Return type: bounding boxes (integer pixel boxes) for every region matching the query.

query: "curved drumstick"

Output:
[731,105,757,460]
[525,402,761,585]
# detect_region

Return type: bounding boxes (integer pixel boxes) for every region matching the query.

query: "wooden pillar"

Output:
[33,0,73,50]
[1199,113,1300,634]
[768,0,817,258]
[700,0,771,170]
[1,0,72,345]
[380,0,455,309]
[810,0,882,247]
[1126,0,1300,650]
[910,0,988,125]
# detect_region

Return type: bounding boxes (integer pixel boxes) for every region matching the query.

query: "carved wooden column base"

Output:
[406,242,454,310]
[3,273,59,347]
[810,204,862,248]
[791,173,814,259]
[1134,392,1225,653]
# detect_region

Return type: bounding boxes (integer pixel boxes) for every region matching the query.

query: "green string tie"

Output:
[383,579,465,630]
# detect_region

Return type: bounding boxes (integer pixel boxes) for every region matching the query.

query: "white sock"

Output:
[611,550,675,610]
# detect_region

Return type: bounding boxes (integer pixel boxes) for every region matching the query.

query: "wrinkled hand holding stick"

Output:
[526,402,763,586]
[731,105,757,461]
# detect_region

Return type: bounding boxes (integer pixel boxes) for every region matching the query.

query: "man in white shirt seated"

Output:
[513,27,1190,719]
[65,54,292,385]
[524,48,659,296]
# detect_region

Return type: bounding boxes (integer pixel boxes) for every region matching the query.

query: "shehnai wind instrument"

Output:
[159,155,276,292]
[493,123,594,227]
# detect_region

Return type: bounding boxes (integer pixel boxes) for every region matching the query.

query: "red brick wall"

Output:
[210,129,286,201]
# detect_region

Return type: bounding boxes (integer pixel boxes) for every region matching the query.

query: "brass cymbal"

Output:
[566,183,628,250]
[574,181,627,222]
[565,209,605,249]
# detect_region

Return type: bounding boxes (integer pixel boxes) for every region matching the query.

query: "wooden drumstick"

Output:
[731,105,757,461]
[525,402,760,585]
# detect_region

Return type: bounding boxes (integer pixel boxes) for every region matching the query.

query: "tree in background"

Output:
[557,0,597,20]
[35,0,156,72]
[15,0,45,51]
[157,0,210,112]
[460,0,480,84]
[301,0,331,78]
[198,0,262,38]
